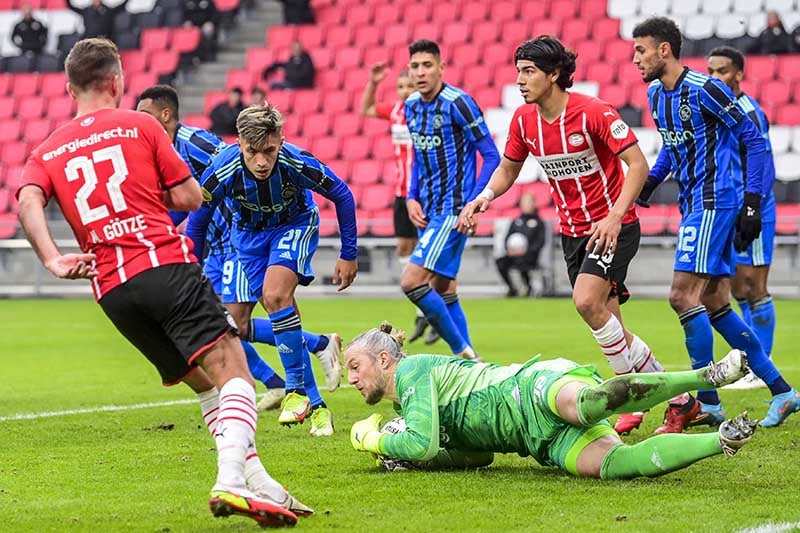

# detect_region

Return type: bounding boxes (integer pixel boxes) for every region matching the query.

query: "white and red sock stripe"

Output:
[630,335,665,373]
[214,377,258,489]
[591,315,634,375]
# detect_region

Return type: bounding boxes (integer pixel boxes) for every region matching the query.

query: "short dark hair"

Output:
[230,87,243,96]
[409,39,440,59]
[632,17,682,59]
[708,46,745,71]
[65,37,121,92]
[137,84,179,116]
[514,36,577,90]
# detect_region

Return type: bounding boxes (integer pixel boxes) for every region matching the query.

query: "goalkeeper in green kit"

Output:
[346,323,758,478]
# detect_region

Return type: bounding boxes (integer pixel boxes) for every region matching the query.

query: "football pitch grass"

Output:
[2,297,799,532]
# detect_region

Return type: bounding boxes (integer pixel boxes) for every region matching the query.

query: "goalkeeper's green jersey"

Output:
[378,354,602,466]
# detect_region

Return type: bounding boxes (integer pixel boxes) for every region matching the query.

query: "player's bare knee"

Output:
[668,288,692,313]
[573,291,604,324]
[261,290,293,313]
[576,436,621,478]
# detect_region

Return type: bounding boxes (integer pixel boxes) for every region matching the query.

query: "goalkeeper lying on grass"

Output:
[346,322,758,478]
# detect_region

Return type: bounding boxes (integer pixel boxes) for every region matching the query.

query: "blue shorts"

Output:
[233,209,319,299]
[674,208,736,276]
[204,252,257,304]
[410,214,466,280]
[735,220,775,267]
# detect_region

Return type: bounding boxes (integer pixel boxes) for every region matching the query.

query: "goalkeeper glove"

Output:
[734,192,762,253]
[635,177,660,208]
[350,413,383,454]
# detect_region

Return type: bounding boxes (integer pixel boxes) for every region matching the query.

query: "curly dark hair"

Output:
[708,46,745,71]
[514,36,577,90]
[632,17,682,59]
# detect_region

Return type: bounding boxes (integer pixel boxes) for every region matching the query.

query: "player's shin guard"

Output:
[575,370,718,426]
[591,315,634,375]
[709,304,789,396]
[249,318,327,354]
[214,378,258,488]
[268,307,306,394]
[679,306,719,406]
[599,433,721,479]
[405,284,468,354]
[241,341,279,386]
[749,296,776,358]
[442,293,472,347]
[629,335,664,373]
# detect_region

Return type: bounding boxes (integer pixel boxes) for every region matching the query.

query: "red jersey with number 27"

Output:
[504,92,639,237]
[375,101,413,198]
[20,108,195,300]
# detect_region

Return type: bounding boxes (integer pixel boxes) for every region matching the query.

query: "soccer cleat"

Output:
[253,489,315,517]
[315,333,343,392]
[257,388,286,412]
[760,388,800,428]
[723,371,767,391]
[209,489,297,528]
[308,407,334,437]
[718,411,758,456]
[614,412,645,435]
[424,327,441,345]
[408,316,428,343]
[689,402,726,428]
[278,392,311,425]
[654,397,701,434]
[705,349,749,387]
[458,346,484,363]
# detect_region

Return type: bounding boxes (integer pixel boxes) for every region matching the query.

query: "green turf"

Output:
[1,298,798,532]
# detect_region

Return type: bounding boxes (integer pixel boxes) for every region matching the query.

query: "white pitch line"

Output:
[737,522,800,533]
[0,384,356,422]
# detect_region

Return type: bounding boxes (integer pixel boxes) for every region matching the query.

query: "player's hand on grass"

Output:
[406,199,428,229]
[585,213,621,257]
[45,253,98,279]
[333,258,357,291]
[458,199,489,235]
[350,413,383,453]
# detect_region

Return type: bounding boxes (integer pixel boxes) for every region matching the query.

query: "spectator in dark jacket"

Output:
[12,4,48,55]
[278,0,314,24]
[209,87,244,136]
[749,10,793,55]
[262,41,315,90]
[495,192,546,298]
[67,0,129,40]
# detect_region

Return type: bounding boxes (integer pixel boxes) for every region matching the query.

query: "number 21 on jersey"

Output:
[65,144,129,224]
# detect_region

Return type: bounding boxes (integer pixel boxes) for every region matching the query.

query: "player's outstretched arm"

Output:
[18,185,97,279]
[359,63,387,118]
[457,156,523,234]
[163,178,202,212]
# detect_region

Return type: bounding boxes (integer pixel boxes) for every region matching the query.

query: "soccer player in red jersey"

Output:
[360,62,439,344]
[15,38,306,527]
[460,36,683,435]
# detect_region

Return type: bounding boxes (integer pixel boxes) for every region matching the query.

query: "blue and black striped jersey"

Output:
[172,123,233,255]
[648,68,758,214]
[733,93,776,223]
[188,141,358,260]
[404,83,491,216]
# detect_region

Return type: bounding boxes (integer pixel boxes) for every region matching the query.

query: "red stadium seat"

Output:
[490,1,519,23]
[474,87,501,110]
[171,27,201,54]
[0,74,10,96]
[483,42,514,67]
[4,165,25,192]
[120,50,147,74]
[11,74,39,98]
[2,142,29,166]
[491,184,521,211]
[403,2,432,25]
[204,91,228,115]
[247,48,277,73]
[326,159,351,183]
[380,159,396,185]
[0,188,10,214]
[637,204,669,235]
[22,119,51,145]
[264,90,294,113]
[321,90,353,114]
[316,69,342,91]
[336,113,363,136]
[266,25,297,48]
[297,25,324,48]
[604,39,633,64]
[362,117,390,137]
[580,0,608,19]
[335,47,364,70]
[215,0,240,11]
[520,181,553,210]
[777,55,800,81]
[347,5,374,27]
[140,28,170,51]
[747,56,777,83]
[127,72,159,99]
[340,135,373,161]
[383,23,411,48]
[226,69,256,91]
[461,1,490,23]
[17,96,46,119]
[451,43,481,68]
[0,213,18,238]
[39,73,66,97]
[0,97,14,120]
[360,184,394,210]
[351,160,381,186]
[0,119,21,143]
[549,0,579,19]
[47,95,76,120]
[776,103,800,126]
[412,22,442,42]
[342,68,367,91]
[463,64,494,90]
[586,63,616,85]
[739,80,760,100]
[301,112,332,138]
[776,204,800,235]
[148,50,180,76]
[616,62,642,88]
[599,84,628,108]
[531,18,561,37]
[292,89,320,115]
[592,18,621,45]
[371,139,396,160]
[310,137,340,161]
[666,205,681,235]
[354,25,382,47]
[442,21,471,47]
[761,80,791,106]
[561,19,591,42]
[574,41,602,65]
[183,114,211,130]
[373,4,400,24]
[325,25,354,47]
[471,20,501,44]
[369,208,395,237]
[431,2,458,23]
[354,209,370,236]
[500,21,529,43]
[363,47,392,69]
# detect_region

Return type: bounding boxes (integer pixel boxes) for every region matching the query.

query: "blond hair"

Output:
[236,104,284,148]
[346,321,406,361]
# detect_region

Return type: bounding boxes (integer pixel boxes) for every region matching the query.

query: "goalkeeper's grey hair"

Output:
[346,321,406,361]
[236,104,284,148]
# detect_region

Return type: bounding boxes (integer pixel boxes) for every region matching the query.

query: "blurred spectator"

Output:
[262,41,315,90]
[749,10,792,55]
[495,193,546,298]
[249,87,266,106]
[209,87,244,136]
[183,0,219,62]
[67,0,130,40]
[278,0,314,24]
[12,4,48,56]
[791,23,800,52]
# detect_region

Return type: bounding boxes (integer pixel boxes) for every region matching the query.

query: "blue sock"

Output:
[736,298,752,327]
[250,317,327,353]
[443,293,472,347]
[405,285,467,354]
[679,306,719,405]
[302,343,326,409]
[268,306,306,394]
[241,340,277,386]
[265,373,285,389]
[708,304,788,395]
[750,296,776,357]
